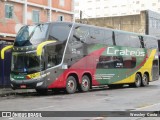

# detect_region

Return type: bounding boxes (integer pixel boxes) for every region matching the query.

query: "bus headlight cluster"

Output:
[36,82,43,87]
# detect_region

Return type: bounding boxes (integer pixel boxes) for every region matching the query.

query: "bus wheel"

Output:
[80,75,90,92]
[36,89,48,95]
[66,76,77,94]
[141,73,149,87]
[130,73,141,87]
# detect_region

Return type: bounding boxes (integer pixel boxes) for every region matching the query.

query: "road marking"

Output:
[134,102,160,110]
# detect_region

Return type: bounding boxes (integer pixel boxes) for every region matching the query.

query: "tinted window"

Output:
[46,43,66,68]
[104,30,113,45]
[71,26,90,44]
[15,24,49,46]
[129,35,141,48]
[97,56,136,69]
[115,32,142,48]
[115,32,130,46]
[89,28,104,44]
[144,36,157,49]
[49,23,72,42]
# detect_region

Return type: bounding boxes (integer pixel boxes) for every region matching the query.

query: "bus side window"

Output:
[104,30,113,45]
[129,35,141,48]
[114,32,130,47]
[71,26,89,45]
[89,28,104,44]
[144,37,157,49]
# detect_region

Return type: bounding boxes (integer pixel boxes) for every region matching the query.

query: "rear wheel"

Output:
[66,76,77,94]
[130,73,141,87]
[141,73,149,86]
[80,75,90,92]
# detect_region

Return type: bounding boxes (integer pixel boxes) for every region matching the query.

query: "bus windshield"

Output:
[11,52,44,74]
[14,24,49,46]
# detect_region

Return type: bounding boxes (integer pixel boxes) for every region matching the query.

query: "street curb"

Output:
[0,88,35,96]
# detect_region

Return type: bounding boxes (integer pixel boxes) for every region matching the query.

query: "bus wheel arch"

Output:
[65,73,79,94]
[141,72,149,86]
[79,73,92,92]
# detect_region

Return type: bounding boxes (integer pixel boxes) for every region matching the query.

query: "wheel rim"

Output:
[82,79,89,89]
[67,80,75,91]
[142,74,148,86]
[135,74,141,87]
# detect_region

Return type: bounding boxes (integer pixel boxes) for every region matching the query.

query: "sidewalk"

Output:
[0,88,35,96]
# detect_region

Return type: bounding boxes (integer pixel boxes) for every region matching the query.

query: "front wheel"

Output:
[79,75,90,92]
[66,76,77,94]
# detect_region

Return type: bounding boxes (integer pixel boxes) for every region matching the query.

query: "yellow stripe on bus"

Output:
[27,72,41,79]
[36,41,56,56]
[1,45,13,59]
[113,49,157,84]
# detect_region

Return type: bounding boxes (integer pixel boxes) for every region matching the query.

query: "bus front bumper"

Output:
[10,77,46,89]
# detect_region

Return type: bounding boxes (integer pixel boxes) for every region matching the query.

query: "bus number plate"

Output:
[20,85,26,88]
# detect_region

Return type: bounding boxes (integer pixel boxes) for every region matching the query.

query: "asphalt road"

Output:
[0,79,160,120]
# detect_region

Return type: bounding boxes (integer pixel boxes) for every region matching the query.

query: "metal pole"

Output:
[80,10,82,23]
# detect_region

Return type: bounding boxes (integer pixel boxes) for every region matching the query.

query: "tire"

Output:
[66,76,77,94]
[130,73,142,87]
[141,73,149,87]
[80,75,90,92]
[36,89,48,95]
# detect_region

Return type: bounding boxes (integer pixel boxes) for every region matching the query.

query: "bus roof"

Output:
[43,21,157,39]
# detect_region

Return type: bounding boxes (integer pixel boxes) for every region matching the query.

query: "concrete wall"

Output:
[77,11,147,35]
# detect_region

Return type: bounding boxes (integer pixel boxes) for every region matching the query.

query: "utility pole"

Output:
[80,10,82,23]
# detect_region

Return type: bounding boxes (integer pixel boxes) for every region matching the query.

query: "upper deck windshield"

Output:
[14,24,49,46]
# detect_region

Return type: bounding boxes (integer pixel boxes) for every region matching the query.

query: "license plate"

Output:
[20,85,26,88]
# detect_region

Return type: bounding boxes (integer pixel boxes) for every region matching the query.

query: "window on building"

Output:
[152,3,156,6]
[32,10,40,23]
[136,1,140,4]
[5,4,13,19]
[141,4,144,7]
[113,6,117,8]
[57,15,64,21]
[121,5,126,7]
[88,8,92,10]
[121,13,126,15]
[59,0,65,6]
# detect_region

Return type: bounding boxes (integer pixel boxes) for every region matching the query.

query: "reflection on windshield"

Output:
[14,24,49,46]
[11,52,44,74]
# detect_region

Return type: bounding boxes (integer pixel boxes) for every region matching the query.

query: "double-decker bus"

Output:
[10,22,159,94]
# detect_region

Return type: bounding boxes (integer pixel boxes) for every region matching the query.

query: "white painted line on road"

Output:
[134,102,160,111]
[29,105,55,110]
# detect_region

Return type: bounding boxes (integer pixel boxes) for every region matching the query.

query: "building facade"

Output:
[0,0,74,42]
[75,0,160,19]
